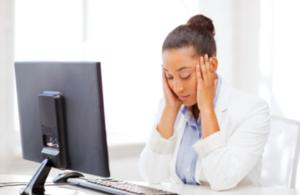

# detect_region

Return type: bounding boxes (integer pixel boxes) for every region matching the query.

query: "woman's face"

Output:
[162,47,217,107]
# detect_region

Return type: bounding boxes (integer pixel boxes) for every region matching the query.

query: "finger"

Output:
[209,57,214,73]
[202,54,209,83]
[214,78,218,91]
[205,54,211,79]
[196,64,203,84]
[161,65,168,87]
[208,57,215,83]
[198,56,204,80]
[206,54,214,82]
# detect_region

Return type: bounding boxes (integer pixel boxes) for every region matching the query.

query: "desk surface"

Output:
[0,174,299,195]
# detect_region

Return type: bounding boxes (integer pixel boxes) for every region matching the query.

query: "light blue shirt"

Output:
[175,73,222,185]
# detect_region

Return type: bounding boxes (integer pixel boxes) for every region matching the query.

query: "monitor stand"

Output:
[19,158,86,195]
[19,186,87,195]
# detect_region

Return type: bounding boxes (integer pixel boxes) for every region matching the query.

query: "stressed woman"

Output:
[138,14,270,191]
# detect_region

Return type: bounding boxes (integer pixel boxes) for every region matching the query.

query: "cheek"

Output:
[167,80,174,91]
[187,76,197,93]
[189,77,198,104]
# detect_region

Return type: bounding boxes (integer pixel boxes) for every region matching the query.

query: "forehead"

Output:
[162,48,198,71]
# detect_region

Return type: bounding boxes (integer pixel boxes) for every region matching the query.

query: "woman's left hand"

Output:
[196,54,218,113]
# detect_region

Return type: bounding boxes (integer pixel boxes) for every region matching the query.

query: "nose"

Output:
[173,79,184,95]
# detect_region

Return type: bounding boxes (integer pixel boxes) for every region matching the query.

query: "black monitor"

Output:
[14,61,110,194]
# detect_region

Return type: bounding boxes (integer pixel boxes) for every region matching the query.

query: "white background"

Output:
[14,0,300,144]
[0,0,298,183]
[14,0,201,144]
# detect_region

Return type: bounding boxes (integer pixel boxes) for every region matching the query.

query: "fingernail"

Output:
[201,57,203,61]
[196,64,199,69]
[210,58,212,62]
[205,54,208,59]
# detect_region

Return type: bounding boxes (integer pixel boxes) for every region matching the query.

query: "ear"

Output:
[211,57,218,74]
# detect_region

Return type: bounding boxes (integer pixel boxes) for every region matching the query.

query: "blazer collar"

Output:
[214,75,232,113]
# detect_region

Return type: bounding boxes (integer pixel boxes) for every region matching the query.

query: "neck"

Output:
[192,104,200,121]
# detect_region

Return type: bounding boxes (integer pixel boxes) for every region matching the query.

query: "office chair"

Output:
[261,116,300,188]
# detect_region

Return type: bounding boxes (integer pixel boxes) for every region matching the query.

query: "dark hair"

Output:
[162,14,216,58]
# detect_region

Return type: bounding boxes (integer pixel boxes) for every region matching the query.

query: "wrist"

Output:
[164,105,181,113]
[157,106,180,140]
[200,106,214,115]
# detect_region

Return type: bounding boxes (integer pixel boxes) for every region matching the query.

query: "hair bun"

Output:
[187,14,215,36]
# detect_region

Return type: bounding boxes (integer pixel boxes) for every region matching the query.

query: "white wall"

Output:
[264,0,300,122]
[198,0,261,95]
[199,0,300,123]
[198,0,237,87]
[1,0,300,185]
[234,0,261,96]
[0,0,15,173]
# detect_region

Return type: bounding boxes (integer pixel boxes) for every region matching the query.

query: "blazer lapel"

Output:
[214,77,232,128]
[169,75,233,184]
[194,76,233,183]
[169,104,186,184]
[215,76,232,113]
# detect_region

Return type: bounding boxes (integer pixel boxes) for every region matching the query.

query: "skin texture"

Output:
[157,47,220,140]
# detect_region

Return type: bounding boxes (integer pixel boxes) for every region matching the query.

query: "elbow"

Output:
[140,175,161,184]
[138,145,171,184]
[207,171,239,191]
[138,161,162,184]
[210,181,238,191]
[210,179,239,191]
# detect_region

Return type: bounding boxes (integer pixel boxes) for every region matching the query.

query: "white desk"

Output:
[0,174,299,195]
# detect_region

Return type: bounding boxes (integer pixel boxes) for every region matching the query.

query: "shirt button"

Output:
[186,168,189,172]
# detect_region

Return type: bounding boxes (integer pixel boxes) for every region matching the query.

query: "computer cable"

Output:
[0,182,67,188]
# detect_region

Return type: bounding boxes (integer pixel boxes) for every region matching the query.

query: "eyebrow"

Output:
[163,67,192,72]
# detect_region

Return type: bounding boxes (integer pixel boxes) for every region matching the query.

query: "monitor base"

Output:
[19,186,87,195]
[20,158,52,195]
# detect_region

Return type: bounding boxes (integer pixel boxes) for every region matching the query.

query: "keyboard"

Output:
[67,176,178,195]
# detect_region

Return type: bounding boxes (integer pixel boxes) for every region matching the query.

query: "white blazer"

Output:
[138,75,270,191]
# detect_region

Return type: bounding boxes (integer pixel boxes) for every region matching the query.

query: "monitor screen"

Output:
[15,61,110,177]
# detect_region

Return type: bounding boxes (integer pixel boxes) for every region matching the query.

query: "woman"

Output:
[138,14,270,191]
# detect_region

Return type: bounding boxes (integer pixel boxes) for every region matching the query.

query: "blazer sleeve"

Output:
[138,97,178,183]
[193,97,270,191]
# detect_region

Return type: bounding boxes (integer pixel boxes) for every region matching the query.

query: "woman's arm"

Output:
[194,55,270,190]
[138,98,179,183]
[194,97,270,190]
[157,106,180,139]
[139,66,183,183]
[196,54,220,139]
[157,64,183,139]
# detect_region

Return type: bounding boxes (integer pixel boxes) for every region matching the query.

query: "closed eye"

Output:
[166,75,190,80]
[182,75,190,79]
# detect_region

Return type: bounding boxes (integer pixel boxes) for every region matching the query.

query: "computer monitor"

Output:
[15,61,110,194]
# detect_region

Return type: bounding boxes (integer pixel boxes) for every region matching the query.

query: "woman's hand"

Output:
[196,54,220,139]
[157,65,183,139]
[161,65,182,110]
[196,54,218,113]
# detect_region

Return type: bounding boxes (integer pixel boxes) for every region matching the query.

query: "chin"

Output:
[181,99,197,107]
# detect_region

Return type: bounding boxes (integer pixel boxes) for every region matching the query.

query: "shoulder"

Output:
[216,76,269,116]
[221,80,270,130]
[228,84,269,115]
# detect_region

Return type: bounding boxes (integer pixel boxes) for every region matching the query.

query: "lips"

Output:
[178,95,189,100]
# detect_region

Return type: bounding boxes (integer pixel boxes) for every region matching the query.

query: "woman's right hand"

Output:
[157,65,182,139]
[161,65,182,110]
